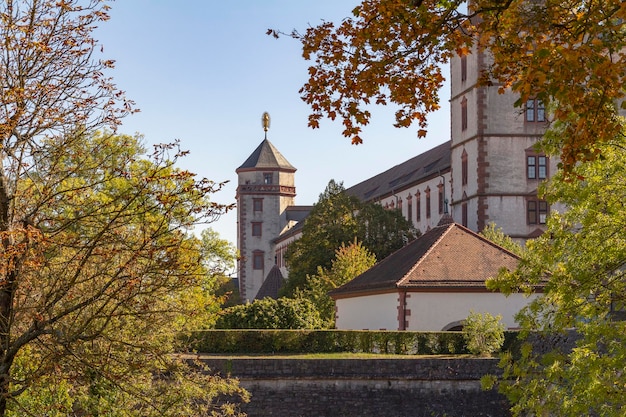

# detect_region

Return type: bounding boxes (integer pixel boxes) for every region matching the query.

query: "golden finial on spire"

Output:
[262,112,270,139]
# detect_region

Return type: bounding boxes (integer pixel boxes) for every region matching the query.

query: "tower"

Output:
[236,113,296,302]
[449,44,555,239]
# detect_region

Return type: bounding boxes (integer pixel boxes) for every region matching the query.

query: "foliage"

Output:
[480,222,524,257]
[283,180,417,296]
[486,127,626,416]
[189,329,474,355]
[0,2,244,415]
[463,311,505,357]
[9,346,249,417]
[200,228,241,307]
[296,240,376,327]
[214,297,324,330]
[272,0,626,170]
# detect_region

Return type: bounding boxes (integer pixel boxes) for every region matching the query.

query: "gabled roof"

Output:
[237,139,296,172]
[329,222,520,298]
[346,140,451,202]
[254,265,285,300]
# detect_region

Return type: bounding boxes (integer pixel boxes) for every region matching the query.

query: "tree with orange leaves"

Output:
[272,0,626,169]
[0,2,246,415]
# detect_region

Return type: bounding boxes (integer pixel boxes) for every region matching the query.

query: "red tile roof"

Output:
[329,222,520,298]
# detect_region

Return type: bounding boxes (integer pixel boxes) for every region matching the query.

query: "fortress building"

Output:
[237,44,555,302]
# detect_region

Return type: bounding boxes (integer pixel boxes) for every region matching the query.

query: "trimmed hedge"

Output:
[184,330,522,355]
[184,330,465,355]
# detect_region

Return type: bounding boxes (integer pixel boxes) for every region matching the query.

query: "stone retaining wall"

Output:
[200,357,511,417]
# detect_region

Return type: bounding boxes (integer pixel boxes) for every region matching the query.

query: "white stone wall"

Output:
[335,292,400,330]
[334,291,538,331]
[405,292,538,331]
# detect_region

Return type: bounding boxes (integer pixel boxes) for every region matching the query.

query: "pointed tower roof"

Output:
[237,139,296,172]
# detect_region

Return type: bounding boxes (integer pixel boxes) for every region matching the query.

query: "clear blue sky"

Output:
[96,1,450,246]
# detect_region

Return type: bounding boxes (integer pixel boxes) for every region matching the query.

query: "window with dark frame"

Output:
[263,173,273,184]
[425,187,431,219]
[416,192,421,222]
[252,251,264,270]
[253,198,263,212]
[527,154,548,180]
[525,99,545,122]
[251,222,262,237]
[527,200,548,224]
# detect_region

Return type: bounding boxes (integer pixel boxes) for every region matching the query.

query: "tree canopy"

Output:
[0,1,243,415]
[485,122,626,416]
[282,180,417,296]
[272,0,626,169]
[296,240,377,327]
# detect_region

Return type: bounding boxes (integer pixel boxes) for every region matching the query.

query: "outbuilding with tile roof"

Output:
[330,222,540,331]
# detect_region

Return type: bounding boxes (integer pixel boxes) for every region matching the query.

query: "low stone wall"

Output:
[200,357,511,417]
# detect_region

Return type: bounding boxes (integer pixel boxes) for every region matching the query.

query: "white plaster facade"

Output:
[335,291,538,331]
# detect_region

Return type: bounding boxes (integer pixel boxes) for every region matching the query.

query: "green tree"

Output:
[283,180,417,296]
[463,311,505,357]
[485,125,626,416]
[214,297,324,330]
[272,0,626,170]
[297,240,377,327]
[0,1,244,413]
[480,223,524,257]
[4,131,246,416]
[200,228,241,307]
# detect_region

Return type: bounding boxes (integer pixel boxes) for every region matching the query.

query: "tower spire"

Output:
[262,112,270,140]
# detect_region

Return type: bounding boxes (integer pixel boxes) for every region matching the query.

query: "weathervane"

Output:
[262,112,270,139]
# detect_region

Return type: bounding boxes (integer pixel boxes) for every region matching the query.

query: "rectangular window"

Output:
[252,252,264,270]
[527,156,537,179]
[526,99,545,122]
[253,198,263,212]
[263,173,272,184]
[426,189,431,219]
[416,193,421,222]
[527,154,548,180]
[252,222,262,237]
[538,156,547,179]
[528,200,548,224]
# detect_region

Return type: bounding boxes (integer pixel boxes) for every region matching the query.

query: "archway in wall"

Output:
[442,320,465,331]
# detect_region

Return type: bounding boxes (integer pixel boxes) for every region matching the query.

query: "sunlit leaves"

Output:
[490,124,626,416]
[284,0,626,169]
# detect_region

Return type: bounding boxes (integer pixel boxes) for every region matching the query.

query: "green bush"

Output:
[463,311,505,356]
[213,297,323,330]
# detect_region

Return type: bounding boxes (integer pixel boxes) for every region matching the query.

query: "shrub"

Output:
[213,297,324,329]
[463,311,505,356]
